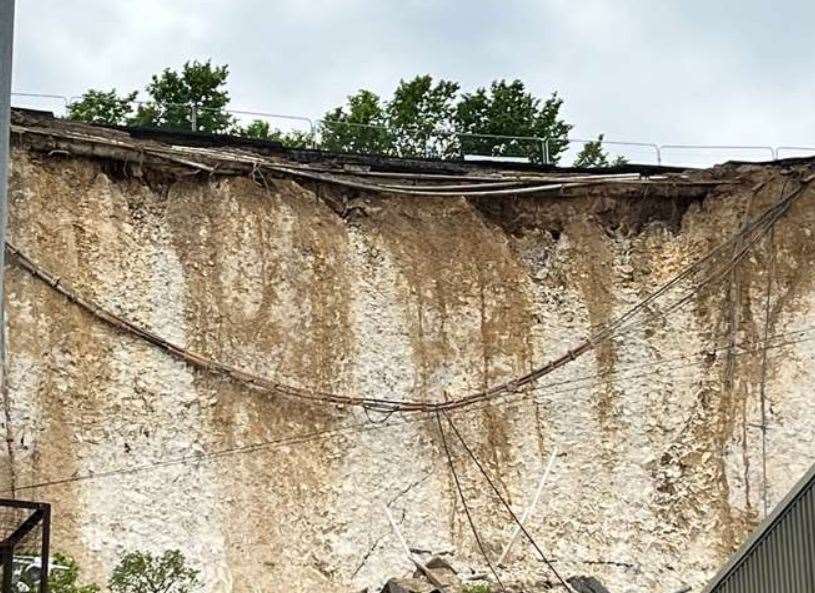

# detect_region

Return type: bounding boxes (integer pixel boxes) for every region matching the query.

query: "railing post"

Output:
[190,104,197,132]
[0,0,15,424]
[41,504,50,593]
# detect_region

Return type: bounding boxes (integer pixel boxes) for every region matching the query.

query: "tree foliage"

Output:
[240,119,272,139]
[455,80,571,163]
[46,553,100,593]
[320,89,391,154]
[321,76,571,162]
[573,134,629,167]
[132,60,233,132]
[108,550,200,593]
[69,60,234,133]
[386,75,459,157]
[237,119,314,148]
[67,89,137,126]
[68,65,581,164]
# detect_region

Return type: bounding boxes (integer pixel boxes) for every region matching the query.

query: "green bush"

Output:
[108,550,200,593]
[462,584,493,593]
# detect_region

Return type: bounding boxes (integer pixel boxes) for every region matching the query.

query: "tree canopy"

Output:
[321,76,572,163]
[320,89,391,154]
[66,89,138,126]
[131,60,233,132]
[108,550,200,593]
[68,60,233,132]
[68,64,631,166]
[47,553,100,593]
[386,75,460,157]
[455,80,571,163]
[573,134,629,168]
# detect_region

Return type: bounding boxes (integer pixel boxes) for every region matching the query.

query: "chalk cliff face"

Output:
[3,147,815,593]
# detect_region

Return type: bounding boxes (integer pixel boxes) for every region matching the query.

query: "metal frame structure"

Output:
[701,462,815,593]
[0,499,51,593]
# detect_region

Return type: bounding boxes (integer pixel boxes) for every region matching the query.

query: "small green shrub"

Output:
[108,550,200,593]
[463,584,493,593]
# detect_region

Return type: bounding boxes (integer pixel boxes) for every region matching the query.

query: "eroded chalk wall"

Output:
[3,149,815,593]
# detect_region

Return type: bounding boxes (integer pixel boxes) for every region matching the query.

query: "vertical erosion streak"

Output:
[757,226,774,518]
[723,257,750,512]
[477,268,511,503]
[565,219,619,435]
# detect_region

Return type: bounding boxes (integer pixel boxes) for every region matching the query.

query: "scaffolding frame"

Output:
[0,499,50,593]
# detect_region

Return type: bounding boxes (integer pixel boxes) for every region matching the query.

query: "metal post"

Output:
[1,543,11,593]
[190,104,197,132]
[0,2,16,458]
[39,504,50,593]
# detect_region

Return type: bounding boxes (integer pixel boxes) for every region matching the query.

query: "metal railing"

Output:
[9,92,815,168]
[660,144,776,166]
[552,137,662,165]
[776,146,815,159]
[314,118,549,161]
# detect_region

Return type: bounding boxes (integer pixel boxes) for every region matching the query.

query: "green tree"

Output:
[320,89,392,154]
[108,550,200,593]
[240,119,272,139]
[46,553,100,593]
[269,128,314,148]
[573,134,629,167]
[67,89,137,126]
[455,79,572,163]
[236,119,314,147]
[131,60,234,132]
[385,75,460,157]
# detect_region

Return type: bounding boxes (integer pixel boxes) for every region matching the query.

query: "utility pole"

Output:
[0,0,13,337]
[0,0,15,497]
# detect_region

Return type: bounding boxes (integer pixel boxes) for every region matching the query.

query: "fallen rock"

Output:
[412,556,460,590]
[379,577,439,593]
[567,575,611,593]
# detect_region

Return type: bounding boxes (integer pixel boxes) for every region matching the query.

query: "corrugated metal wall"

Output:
[705,465,814,593]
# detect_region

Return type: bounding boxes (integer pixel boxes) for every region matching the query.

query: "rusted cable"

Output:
[7,328,815,495]
[5,174,810,415]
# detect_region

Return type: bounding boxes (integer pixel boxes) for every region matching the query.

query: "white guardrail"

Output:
[10,92,815,168]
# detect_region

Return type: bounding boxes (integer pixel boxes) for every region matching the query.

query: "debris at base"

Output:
[567,575,611,593]
[378,555,470,592]
[412,556,459,590]
[380,577,441,593]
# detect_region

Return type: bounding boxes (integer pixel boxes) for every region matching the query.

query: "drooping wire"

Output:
[6,327,815,495]
[5,174,810,415]
[442,411,572,592]
[435,410,506,591]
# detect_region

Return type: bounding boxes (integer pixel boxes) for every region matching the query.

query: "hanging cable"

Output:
[435,410,506,591]
[442,411,572,592]
[4,174,804,415]
[5,328,815,496]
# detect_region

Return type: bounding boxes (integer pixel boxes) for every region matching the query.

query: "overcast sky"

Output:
[10,1,815,164]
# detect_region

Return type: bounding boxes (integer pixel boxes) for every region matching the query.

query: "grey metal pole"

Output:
[0,0,13,305]
[0,0,15,498]
[0,0,13,340]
